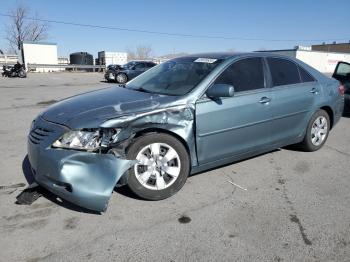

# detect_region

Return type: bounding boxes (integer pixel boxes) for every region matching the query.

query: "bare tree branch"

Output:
[126,45,153,60]
[5,4,49,53]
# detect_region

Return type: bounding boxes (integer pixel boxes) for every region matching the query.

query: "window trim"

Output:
[297,65,317,83]
[266,56,304,88]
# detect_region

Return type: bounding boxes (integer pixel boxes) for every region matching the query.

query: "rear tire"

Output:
[126,133,190,200]
[18,70,26,78]
[299,109,330,152]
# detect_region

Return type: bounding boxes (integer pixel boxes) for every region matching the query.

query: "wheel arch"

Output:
[133,128,191,158]
[320,105,334,129]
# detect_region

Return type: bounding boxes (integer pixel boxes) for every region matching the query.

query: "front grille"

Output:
[29,127,53,144]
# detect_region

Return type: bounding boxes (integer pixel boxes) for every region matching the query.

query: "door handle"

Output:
[259,97,271,104]
[310,88,318,94]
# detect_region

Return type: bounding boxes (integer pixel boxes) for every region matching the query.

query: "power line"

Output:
[0,13,348,43]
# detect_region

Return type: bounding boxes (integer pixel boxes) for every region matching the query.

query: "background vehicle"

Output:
[106,64,121,71]
[27,53,344,212]
[2,63,27,78]
[332,61,350,113]
[104,61,156,83]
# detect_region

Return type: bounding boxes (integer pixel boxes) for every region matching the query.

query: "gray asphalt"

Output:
[0,73,349,262]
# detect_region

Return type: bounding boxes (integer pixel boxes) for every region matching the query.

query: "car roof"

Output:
[182,52,296,60]
[129,60,155,63]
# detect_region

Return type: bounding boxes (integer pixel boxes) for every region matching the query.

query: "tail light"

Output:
[339,85,345,96]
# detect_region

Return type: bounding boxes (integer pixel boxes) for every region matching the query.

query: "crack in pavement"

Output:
[271,156,313,246]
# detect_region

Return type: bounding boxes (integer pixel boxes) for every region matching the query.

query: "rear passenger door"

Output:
[267,57,318,145]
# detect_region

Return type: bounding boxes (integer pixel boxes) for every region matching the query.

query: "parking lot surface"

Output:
[0,73,349,262]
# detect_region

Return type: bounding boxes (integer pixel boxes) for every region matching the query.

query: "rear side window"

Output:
[267,58,300,86]
[298,66,315,82]
[214,57,265,92]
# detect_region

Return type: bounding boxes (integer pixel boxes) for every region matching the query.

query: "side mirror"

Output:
[206,84,234,98]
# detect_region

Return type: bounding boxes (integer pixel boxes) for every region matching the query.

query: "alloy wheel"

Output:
[311,116,328,146]
[116,73,127,84]
[134,142,181,190]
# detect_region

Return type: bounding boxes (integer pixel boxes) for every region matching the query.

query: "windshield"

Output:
[126,57,222,96]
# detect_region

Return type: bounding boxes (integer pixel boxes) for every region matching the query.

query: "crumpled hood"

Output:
[41,86,180,129]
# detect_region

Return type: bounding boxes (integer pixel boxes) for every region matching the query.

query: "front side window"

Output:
[267,58,300,86]
[214,57,265,92]
[126,57,222,96]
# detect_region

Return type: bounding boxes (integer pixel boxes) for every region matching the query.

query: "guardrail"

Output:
[27,64,106,71]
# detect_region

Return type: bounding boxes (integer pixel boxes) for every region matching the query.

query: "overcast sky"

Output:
[0,0,349,57]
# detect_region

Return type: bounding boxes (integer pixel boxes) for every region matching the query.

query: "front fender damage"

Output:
[100,104,197,167]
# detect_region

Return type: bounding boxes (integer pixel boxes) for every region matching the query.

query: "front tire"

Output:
[126,133,190,200]
[116,73,128,84]
[300,109,330,152]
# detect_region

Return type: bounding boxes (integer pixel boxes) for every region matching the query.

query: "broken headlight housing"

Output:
[52,130,101,151]
[52,129,121,151]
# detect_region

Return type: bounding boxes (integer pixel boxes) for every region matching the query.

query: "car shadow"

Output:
[20,156,101,214]
[114,186,145,201]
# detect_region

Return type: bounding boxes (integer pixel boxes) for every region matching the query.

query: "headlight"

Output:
[52,128,122,151]
[52,130,101,151]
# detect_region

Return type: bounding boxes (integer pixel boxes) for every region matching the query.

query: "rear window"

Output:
[298,66,315,82]
[267,58,300,86]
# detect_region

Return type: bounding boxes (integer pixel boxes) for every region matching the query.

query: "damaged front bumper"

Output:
[27,117,135,212]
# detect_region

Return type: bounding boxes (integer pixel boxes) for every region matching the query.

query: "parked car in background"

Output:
[27,53,344,212]
[105,61,156,83]
[332,61,350,113]
[107,64,121,71]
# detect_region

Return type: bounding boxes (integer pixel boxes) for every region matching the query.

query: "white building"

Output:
[21,41,59,72]
[259,46,350,74]
[97,51,127,66]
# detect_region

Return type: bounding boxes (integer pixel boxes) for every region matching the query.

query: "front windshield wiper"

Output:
[127,86,154,94]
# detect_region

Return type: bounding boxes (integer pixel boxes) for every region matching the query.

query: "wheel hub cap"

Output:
[134,143,181,190]
[311,116,328,146]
